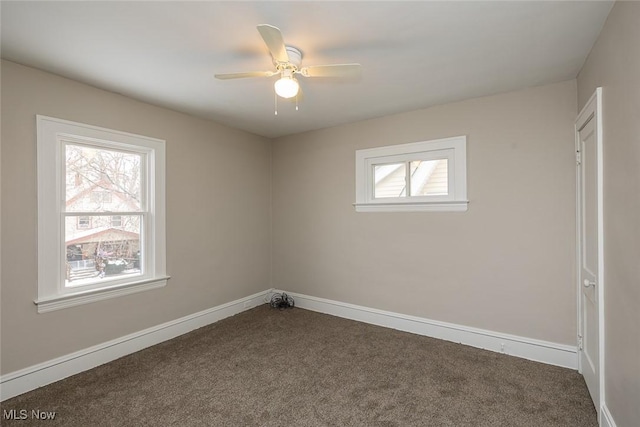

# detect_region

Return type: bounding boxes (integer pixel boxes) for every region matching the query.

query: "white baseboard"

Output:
[274,290,578,370]
[600,404,617,427]
[1,288,579,402]
[0,289,271,401]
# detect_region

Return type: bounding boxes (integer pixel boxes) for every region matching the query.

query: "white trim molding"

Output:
[1,288,580,402]
[0,289,271,401]
[354,201,468,212]
[273,289,578,369]
[34,276,170,313]
[600,404,617,427]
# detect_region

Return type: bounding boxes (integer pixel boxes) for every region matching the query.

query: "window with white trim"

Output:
[354,136,468,212]
[36,116,168,313]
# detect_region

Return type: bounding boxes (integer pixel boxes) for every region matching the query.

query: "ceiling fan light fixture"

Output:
[274,76,299,99]
[215,24,361,106]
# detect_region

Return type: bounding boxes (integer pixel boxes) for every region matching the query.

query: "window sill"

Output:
[34,276,170,313]
[354,201,469,213]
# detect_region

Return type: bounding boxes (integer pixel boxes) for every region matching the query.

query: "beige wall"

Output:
[577,2,640,425]
[0,60,271,374]
[272,80,578,345]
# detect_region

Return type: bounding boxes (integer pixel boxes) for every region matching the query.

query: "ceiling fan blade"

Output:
[299,63,361,78]
[257,24,289,63]
[214,71,275,80]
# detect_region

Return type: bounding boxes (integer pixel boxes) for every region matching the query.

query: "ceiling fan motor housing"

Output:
[282,46,302,69]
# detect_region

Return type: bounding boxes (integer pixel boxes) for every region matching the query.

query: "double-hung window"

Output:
[36,116,168,312]
[354,136,468,212]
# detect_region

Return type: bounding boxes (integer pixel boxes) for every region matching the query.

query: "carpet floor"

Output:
[1,305,597,426]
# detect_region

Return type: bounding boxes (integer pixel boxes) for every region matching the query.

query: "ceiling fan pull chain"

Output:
[296,94,299,111]
[274,92,278,115]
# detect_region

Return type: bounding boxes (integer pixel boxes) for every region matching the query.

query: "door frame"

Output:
[575,87,604,416]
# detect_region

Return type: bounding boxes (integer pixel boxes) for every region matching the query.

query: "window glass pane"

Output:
[65,144,142,212]
[374,163,407,198]
[65,214,142,287]
[410,159,448,196]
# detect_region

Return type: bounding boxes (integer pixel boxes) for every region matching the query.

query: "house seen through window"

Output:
[65,144,143,285]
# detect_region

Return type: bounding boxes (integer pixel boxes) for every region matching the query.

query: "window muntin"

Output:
[36,115,167,312]
[355,136,467,212]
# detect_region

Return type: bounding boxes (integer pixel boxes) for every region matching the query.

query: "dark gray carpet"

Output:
[1,305,596,426]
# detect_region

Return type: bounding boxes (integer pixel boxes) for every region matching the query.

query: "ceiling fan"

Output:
[215,24,361,100]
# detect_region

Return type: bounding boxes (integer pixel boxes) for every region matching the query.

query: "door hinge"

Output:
[578,335,583,350]
[576,151,581,165]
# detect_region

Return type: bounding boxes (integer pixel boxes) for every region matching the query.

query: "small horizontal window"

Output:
[354,136,468,212]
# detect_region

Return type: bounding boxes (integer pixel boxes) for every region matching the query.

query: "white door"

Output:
[576,88,603,414]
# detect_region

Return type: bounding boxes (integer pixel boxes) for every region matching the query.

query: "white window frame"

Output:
[36,115,168,313]
[354,136,468,212]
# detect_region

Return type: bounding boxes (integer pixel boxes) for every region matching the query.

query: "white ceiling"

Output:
[1,1,613,138]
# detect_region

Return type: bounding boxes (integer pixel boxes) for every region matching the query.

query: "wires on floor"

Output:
[270,292,295,310]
